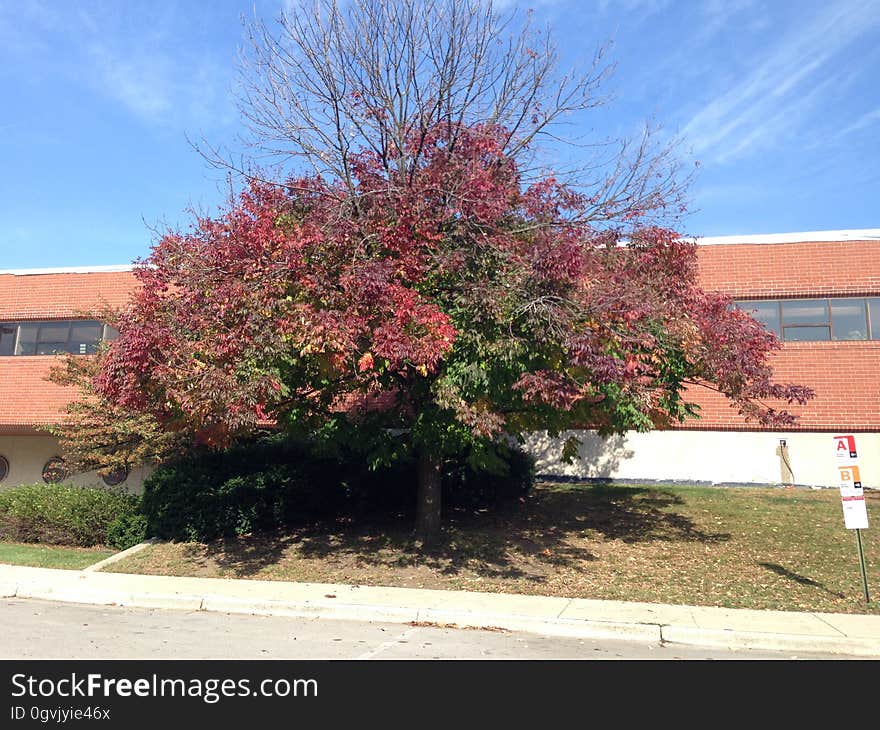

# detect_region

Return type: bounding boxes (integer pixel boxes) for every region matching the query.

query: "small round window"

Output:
[42,457,69,484]
[101,466,129,487]
[0,456,8,483]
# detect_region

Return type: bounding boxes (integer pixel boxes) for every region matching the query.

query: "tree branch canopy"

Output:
[228,0,688,226]
[95,123,810,460]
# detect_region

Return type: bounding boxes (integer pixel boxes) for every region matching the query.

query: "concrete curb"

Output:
[659,625,880,658]
[0,565,877,657]
[82,539,160,573]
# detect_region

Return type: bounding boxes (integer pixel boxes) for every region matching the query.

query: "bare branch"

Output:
[224,0,688,230]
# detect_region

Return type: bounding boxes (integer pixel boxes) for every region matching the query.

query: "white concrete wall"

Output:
[6,430,878,493]
[0,434,151,493]
[522,429,880,488]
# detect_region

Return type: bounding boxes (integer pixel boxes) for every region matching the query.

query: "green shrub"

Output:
[106,513,149,550]
[353,444,535,513]
[141,434,535,542]
[0,483,140,547]
[141,436,354,542]
[447,443,535,506]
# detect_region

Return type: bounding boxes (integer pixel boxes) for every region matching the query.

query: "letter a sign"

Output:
[834,434,858,461]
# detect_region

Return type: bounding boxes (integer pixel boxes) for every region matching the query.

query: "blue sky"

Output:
[1,0,878,268]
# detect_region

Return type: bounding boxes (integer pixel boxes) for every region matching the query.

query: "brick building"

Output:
[1,229,878,490]
[527,229,880,487]
[0,266,151,491]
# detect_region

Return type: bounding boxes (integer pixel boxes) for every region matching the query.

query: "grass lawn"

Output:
[0,542,114,570]
[106,482,880,614]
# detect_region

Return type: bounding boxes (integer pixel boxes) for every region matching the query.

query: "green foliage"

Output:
[560,435,582,464]
[140,434,535,542]
[447,442,536,506]
[0,483,140,547]
[140,436,354,542]
[105,513,149,551]
[45,348,187,474]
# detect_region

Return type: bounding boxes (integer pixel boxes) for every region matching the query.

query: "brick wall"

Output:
[696,239,880,298]
[681,341,880,431]
[0,270,138,320]
[688,238,880,431]
[1,240,878,432]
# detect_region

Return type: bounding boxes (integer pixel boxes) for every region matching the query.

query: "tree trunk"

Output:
[416,450,442,546]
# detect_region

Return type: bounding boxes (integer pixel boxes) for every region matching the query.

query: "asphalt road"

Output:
[0,598,850,659]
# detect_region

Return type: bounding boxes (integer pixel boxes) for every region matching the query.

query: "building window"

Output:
[780,299,831,340]
[830,299,869,340]
[0,324,15,356]
[101,466,128,487]
[42,457,69,484]
[869,299,880,340]
[0,320,116,356]
[735,297,880,342]
[0,456,8,483]
[736,300,781,337]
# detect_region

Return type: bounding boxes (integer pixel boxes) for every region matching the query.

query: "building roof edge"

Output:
[693,229,880,246]
[0,265,134,276]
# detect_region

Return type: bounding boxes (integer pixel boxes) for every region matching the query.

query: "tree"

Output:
[45,345,187,476]
[83,0,810,544]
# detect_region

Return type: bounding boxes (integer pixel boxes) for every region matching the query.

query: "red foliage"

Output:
[96,123,811,446]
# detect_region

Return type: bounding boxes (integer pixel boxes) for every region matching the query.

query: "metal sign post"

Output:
[855,528,870,603]
[834,434,870,603]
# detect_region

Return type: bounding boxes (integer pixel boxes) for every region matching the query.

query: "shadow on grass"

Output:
[198,483,730,581]
[758,562,846,599]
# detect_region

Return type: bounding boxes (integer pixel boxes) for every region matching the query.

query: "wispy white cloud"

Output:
[82,37,234,130]
[695,0,766,42]
[86,42,174,120]
[715,71,841,163]
[79,5,233,128]
[832,107,880,142]
[681,0,880,162]
[595,0,671,16]
[3,2,233,129]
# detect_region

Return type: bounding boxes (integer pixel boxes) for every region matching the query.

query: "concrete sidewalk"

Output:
[1,563,877,657]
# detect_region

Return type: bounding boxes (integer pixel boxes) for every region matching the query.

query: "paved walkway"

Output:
[1,563,877,657]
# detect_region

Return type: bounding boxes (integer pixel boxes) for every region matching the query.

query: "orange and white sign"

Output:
[838,465,863,489]
[834,434,858,461]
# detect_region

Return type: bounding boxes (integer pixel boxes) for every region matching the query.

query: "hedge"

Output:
[141,435,535,542]
[0,483,142,549]
[0,438,536,549]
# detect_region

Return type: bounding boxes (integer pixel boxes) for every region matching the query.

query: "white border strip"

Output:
[0,265,134,276]
[1,231,879,272]
[694,229,880,246]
